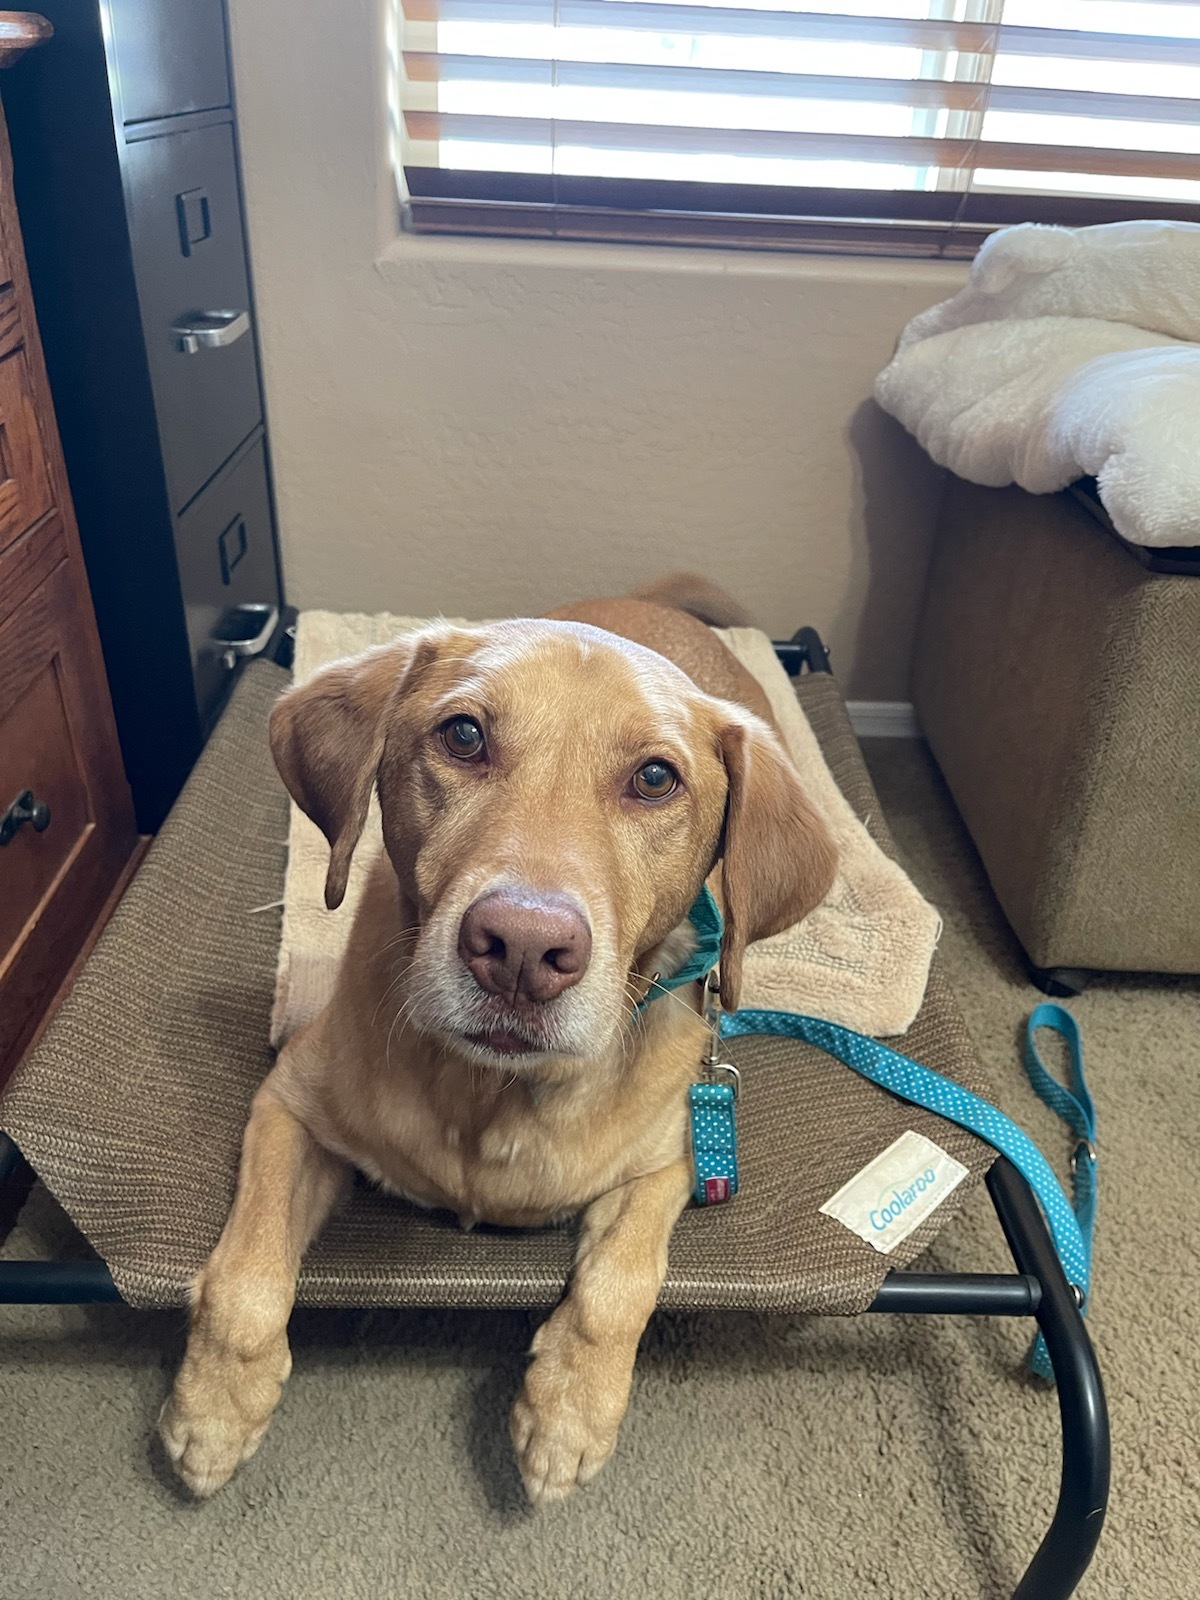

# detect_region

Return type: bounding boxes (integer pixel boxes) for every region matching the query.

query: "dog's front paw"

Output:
[509,1320,628,1505]
[159,1332,291,1497]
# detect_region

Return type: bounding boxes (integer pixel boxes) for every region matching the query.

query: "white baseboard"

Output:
[846,701,921,739]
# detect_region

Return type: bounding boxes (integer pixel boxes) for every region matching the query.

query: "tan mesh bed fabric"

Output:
[0,660,996,1313]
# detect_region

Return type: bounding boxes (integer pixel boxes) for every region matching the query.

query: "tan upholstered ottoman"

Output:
[913,476,1200,987]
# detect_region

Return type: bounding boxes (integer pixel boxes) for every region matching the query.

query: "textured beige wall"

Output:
[227,0,967,698]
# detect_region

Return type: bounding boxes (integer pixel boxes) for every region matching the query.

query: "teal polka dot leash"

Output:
[658,889,1098,1382]
[720,1003,1096,1380]
[688,1077,740,1206]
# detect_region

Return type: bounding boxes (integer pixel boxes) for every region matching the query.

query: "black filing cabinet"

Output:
[5,0,284,830]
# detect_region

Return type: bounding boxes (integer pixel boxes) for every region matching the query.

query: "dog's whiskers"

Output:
[627,970,706,1022]
[380,968,446,1069]
[372,953,422,1027]
[385,985,439,1072]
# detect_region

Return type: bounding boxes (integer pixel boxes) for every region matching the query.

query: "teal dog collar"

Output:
[635,883,724,1016]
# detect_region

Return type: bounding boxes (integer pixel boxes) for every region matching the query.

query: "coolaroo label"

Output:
[819,1130,969,1255]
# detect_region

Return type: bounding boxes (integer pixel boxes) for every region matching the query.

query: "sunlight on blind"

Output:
[393,0,1200,248]
[980,0,1200,202]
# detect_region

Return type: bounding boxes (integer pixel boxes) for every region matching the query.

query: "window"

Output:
[391,1,1200,256]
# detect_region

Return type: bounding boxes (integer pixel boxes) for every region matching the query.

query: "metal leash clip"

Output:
[1070,1138,1097,1176]
[700,972,740,1098]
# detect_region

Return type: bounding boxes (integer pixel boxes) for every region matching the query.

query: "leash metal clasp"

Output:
[701,973,740,1099]
[1070,1138,1097,1176]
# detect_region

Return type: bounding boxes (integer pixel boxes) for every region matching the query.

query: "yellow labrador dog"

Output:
[160,576,837,1503]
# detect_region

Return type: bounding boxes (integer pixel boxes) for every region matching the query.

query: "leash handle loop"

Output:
[1022,1002,1098,1377]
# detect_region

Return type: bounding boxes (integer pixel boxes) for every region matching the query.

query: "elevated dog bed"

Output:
[1,658,989,1312]
[0,642,1107,1599]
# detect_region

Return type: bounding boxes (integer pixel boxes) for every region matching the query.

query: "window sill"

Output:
[375,223,970,287]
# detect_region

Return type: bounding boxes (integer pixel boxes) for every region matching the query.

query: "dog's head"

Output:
[271,621,836,1067]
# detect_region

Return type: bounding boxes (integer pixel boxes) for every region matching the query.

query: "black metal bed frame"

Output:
[0,627,1108,1599]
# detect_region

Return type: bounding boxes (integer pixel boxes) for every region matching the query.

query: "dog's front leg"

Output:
[511,1158,692,1504]
[159,1080,347,1496]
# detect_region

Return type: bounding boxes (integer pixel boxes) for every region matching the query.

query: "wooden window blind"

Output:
[393,1,1200,257]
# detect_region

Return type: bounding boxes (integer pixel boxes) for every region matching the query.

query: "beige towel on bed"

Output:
[270,612,940,1046]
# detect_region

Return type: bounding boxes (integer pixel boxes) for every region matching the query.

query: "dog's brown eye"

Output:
[632,760,678,801]
[441,716,485,760]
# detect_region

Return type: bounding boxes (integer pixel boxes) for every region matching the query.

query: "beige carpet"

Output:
[2,737,1196,1600]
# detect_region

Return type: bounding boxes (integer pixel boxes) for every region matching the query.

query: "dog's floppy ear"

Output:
[269,637,427,909]
[715,716,838,1013]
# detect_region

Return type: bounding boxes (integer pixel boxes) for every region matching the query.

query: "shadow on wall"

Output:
[840,400,949,702]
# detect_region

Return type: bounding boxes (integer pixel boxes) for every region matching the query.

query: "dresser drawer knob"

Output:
[0,789,52,848]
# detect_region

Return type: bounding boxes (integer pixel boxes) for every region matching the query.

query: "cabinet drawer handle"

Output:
[0,789,51,848]
[172,309,251,354]
[211,602,280,671]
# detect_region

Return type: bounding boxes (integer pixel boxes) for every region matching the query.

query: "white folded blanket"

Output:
[271,612,941,1047]
[875,220,1200,549]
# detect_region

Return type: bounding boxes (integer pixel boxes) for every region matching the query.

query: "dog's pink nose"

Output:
[458,888,592,1004]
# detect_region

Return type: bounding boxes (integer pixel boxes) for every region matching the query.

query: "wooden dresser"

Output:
[0,14,137,1088]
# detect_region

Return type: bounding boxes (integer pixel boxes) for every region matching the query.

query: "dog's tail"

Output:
[629,572,757,630]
